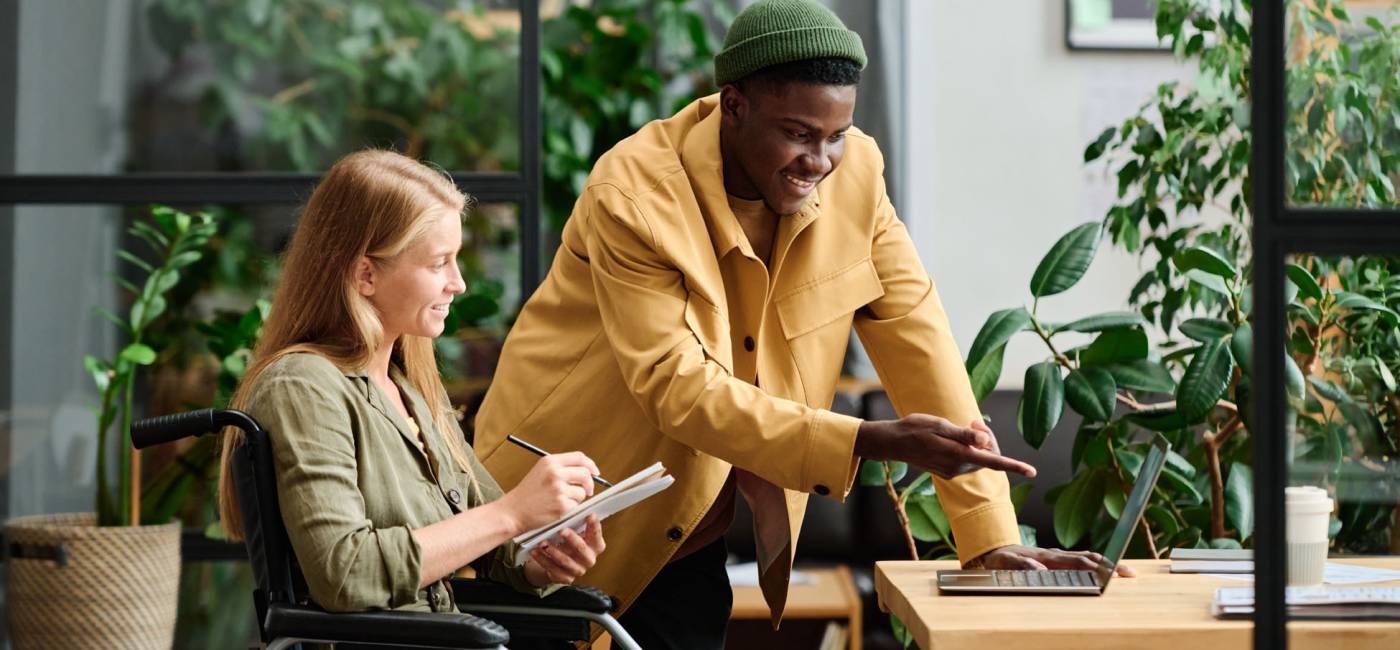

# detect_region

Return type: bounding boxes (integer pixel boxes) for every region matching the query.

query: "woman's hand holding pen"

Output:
[498,451,602,532]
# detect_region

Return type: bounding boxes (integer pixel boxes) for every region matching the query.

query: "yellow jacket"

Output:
[475,94,1020,623]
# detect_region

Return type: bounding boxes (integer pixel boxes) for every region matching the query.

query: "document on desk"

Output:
[1200,562,1400,584]
[1211,585,1400,620]
[511,462,674,566]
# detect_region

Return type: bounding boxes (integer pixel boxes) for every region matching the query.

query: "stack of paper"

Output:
[817,621,847,650]
[511,462,674,566]
[1211,586,1400,620]
[1169,548,1253,573]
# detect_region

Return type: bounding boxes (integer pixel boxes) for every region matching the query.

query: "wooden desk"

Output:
[731,565,862,650]
[875,558,1400,650]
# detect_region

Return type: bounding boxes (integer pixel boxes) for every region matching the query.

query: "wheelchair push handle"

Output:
[132,408,262,449]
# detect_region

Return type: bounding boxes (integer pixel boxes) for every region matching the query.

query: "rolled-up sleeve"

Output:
[582,183,861,496]
[249,376,424,611]
[853,173,1022,565]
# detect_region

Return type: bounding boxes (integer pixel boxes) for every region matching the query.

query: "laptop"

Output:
[936,434,1170,595]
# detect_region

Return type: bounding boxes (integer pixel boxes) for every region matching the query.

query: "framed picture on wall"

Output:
[1065,0,1169,51]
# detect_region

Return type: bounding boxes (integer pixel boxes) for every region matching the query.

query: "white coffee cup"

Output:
[1284,486,1332,586]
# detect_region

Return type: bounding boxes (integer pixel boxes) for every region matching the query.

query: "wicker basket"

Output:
[4,512,180,649]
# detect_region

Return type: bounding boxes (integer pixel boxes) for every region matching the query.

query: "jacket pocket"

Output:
[683,290,733,374]
[776,258,885,339]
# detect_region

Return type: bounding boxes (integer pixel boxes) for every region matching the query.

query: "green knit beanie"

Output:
[713,0,867,87]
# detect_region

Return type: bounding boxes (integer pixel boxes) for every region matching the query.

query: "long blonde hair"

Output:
[218,149,475,539]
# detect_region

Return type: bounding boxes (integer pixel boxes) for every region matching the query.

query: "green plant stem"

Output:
[1028,313,1073,370]
[1106,435,1160,558]
[883,461,918,561]
[897,472,932,509]
[94,375,121,524]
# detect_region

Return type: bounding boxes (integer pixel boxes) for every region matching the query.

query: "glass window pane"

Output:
[1284,1,1400,209]
[1283,253,1399,637]
[1,198,519,639]
[14,1,521,174]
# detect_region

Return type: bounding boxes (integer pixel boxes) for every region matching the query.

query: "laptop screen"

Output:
[1094,435,1170,586]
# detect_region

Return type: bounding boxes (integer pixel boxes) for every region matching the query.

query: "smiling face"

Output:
[357,210,466,342]
[719,81,857,216]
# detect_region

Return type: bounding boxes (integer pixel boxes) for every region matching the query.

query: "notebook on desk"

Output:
[510,462,674,566]
[936,434,1170,595]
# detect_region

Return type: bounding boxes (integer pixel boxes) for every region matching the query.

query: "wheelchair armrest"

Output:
[264,602,509,648]
[451,578,616,614]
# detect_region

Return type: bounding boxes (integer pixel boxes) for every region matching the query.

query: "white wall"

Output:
[904,0,1194,389]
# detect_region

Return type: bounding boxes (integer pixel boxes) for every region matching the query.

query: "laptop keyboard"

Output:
[992,569,1097,587]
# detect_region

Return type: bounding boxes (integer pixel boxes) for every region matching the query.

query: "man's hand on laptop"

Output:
[855,414,1037,479]
[970,545,1137,577]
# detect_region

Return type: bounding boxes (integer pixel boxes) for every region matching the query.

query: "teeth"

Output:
[783,173,816,189]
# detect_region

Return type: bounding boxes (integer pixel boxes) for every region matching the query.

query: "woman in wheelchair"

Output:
[216,149,606,615]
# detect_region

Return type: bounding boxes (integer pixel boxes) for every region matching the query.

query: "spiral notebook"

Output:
[510,462,674,566]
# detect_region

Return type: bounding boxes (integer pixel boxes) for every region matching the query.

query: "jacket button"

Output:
[666,526,683,541]
[743,336,755,352]
[446,488,462,504]
[813,484,830,496]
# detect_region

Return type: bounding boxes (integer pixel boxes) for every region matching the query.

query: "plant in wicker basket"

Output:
[3,206,218,648]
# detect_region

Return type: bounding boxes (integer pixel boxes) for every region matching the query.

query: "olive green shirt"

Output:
[244,352,541,613]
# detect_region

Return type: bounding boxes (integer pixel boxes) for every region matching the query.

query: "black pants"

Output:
[616,538,732,650]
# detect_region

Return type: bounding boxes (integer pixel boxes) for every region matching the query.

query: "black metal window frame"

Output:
[0,3,542,294]
[0,1,542,560]
[1251,2,1400,647]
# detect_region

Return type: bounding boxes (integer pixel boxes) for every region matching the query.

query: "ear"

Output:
[719,85,749,128]
[353,256,377,297]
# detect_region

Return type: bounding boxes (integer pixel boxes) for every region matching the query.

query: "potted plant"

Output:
[4,206,217,648]
[869,0,1399,643]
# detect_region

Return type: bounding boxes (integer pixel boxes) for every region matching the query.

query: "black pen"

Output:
[506,434,613,488]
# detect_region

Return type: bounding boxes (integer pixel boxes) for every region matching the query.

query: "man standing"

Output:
[476,1,1120,646]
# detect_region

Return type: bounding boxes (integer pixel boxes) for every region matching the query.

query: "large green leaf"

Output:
[1225,464,1253,540]
[1230,322,1253,376]
[1056,311,1146,333]
[1334,290,1400,326]
[1104,359,1177,392]
[1084,126,1115,162]
[1104,486,1127,519]
[1338,402,1382,454]
[1165,450,1197,479]
[1184,269,1230,296]
[967,346,1006,404]
[1179,317,1233,343]
[858,460,907,487]
[1018,362,1065,449]
[1126,406,1189,431]
[966,307,1031,368]
[1285,263,1322,302]
[1065,367,1116,422]
[1177,338,1234,420]
[119,343,157,366]
[965,308,1030,403]
[1160,465,1205,505]
[1306,375,1348,403]
[1172,245,1238,279]
[1286,355,1305,399]
[83,355,111,393]
[1011,482,1033,512]
[1053,471,1105,548]
[1145,504,1180,538]
[906,492,952,544]
[1030,222,1102,298]
[1115,448,1144,480]
[1080,328,1149,366]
